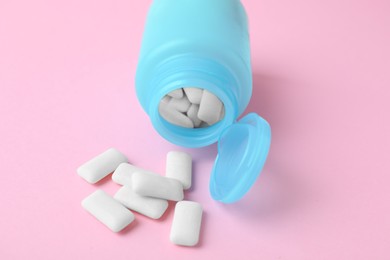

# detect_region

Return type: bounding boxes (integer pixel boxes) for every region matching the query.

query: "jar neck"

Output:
[148,55,239,147]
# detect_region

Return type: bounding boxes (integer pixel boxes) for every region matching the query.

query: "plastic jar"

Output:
[135,0,271,203]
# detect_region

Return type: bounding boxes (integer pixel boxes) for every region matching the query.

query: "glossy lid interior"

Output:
[209,113,271,203]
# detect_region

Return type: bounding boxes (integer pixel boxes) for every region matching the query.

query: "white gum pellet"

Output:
[167,88,184,99]
[112,163,158,186]
[112,163,134,186]
[132,171,184,201]
[170,201,203,246]
[159,101,194,128]
[82,190,135,232]
[186,104,202,127]
[197,90,223,125]
[161,95,171,104]
[168,94,191,112]
[183,87,203,104]
[166,151,192,190]
[114,186,168,219]
[161,88,225,128]
[77,148,128,184]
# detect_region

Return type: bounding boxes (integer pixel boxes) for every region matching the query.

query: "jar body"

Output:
[136,0,252,147]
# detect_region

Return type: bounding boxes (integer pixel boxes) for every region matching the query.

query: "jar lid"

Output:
[209,113,271,203]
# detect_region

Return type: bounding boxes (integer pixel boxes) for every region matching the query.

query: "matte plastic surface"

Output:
[136,0,252,147]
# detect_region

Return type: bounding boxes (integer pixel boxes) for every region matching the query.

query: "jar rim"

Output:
[149,79,237,147]
[145,55,240,147]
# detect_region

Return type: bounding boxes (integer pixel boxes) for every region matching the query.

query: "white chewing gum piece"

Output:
[161,95,171,104]
[112,163,159,186]
[168,95,191,112]
[132,171,184,201]
[167,88,184,99]
[82,190,135,232]
[159,102,194,128]
[77,148,128,184]
[114,186,168,219]
[170,201,203,246]
[183,87,203,104]
[197,90,223,125]
[186,104,202,128]
[166,151,192,190]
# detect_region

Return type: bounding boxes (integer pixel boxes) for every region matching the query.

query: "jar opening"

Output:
[145,55,239,147]
[149,81,237,148]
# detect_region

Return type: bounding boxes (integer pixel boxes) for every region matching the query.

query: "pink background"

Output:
[1,0,389,259]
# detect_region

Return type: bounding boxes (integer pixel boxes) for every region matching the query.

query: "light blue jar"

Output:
[136,0,271,203]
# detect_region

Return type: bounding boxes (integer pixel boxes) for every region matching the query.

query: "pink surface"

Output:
[1,0,389,259]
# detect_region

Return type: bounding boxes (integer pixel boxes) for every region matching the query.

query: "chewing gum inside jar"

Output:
[159,88,225,128]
